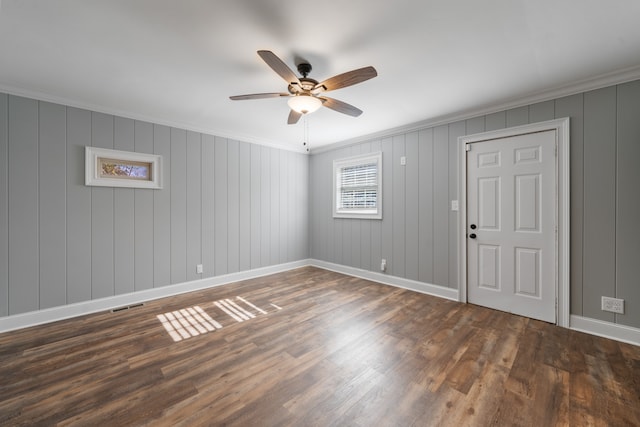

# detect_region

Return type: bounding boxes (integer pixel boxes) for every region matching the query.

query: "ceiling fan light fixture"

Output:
[288,94,322,115]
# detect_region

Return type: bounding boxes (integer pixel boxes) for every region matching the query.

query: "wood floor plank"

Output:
[1,266,639,426]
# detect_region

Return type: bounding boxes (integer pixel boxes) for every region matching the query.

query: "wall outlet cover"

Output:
[601,296,624,314]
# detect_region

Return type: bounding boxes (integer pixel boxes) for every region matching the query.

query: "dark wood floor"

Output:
[1,267,639,426]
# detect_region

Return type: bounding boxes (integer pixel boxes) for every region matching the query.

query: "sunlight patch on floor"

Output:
[157,297,276,342]
[157,306,222,342]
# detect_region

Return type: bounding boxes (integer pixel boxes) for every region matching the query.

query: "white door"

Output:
[466,130,556,323]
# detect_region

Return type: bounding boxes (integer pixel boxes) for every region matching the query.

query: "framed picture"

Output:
[85,147,163,189]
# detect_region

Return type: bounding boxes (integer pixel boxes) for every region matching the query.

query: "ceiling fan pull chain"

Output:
[303,116,310,152]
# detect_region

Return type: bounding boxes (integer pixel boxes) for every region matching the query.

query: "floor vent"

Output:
[111,303,144,313]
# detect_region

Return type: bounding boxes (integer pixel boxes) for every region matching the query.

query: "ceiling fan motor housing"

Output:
[288,77,319,94]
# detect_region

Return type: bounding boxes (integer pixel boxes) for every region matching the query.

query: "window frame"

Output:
[333,151,383,219]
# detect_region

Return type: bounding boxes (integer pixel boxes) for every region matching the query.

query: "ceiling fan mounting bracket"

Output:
[297,62,312,78]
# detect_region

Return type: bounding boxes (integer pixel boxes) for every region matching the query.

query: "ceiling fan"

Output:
[230,50,377,124]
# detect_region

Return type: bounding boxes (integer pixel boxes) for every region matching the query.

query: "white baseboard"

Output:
[309,259,459,301]
[3,259,639,348]
[0,260,310,333]
[570,315,640,347]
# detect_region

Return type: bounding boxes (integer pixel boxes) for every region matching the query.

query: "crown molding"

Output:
[0,84,308,154]
[311,64,640,154]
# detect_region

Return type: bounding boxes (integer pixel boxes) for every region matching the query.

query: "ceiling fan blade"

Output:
[257,50,301,86]
[318,97,363,117]
[313,66,377,93]
[229,93,289,100]
[287,110,302,125]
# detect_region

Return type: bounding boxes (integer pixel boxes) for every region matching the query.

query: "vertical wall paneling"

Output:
[260,146,270,267]
[239,142,251,271]
[152,125,171,286]
[485,111,506,131]
[301,153,309,259]
[359,143,372,271]
[374,138,392,274]
[250,144,261,268]
[308,153,317,259]
[333,149,347,264]
[320,152,331,262]
[349,146,362,268]
[134,121,154,290]
[201,134,215,277]
[113,117,135,296]
[555,93,584,316]
[170,128,187,284]
[38,102,67,309]
[379,139,393,271]
[186,131,202,281]
[90,113,115,300]
[340,153,352,266]
[1,92,310,320]
[214,137,228,275]
[270,149,280,266]
[418,129,434,284]
[227,139,240,273]
[293,153,305,260]
[8,96,39,314]
[6,79,640,331]
[278,150,289,263]
[465,116,485,136]
[392,135,406,277]
[583,87,616,322]
[405,132,419,281]
[295,152,307,260]
[433,125,449,286]
[291,152,302,261]
[369,140,383,271]
[506,106,529,127]
[307,80,640,329]
[66,107,92,303]
[321,153,332,263]
[0,94,7,316]
[616,80,640,327]
[529,100,555,123]
[448,121,465,289]
[312,152,322,260]
[297,153,306,259]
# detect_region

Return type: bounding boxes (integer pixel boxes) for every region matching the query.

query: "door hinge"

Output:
[466,144,472,152]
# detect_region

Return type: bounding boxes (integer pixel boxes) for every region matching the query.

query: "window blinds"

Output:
[339,162,378,209]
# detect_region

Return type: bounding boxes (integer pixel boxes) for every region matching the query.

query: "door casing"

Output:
[457,118,570,327]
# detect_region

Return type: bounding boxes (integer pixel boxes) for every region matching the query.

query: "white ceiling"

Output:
[1,1,640,152]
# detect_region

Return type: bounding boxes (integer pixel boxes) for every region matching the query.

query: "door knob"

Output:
[469,233,477,239]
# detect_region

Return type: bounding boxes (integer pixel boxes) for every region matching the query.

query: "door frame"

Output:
[457,117,570,327]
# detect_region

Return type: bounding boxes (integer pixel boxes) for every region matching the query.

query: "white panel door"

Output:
[467,130,556,323]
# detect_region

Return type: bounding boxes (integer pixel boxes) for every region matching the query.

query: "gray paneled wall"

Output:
[309,79,640,329]
[0,93,309,317]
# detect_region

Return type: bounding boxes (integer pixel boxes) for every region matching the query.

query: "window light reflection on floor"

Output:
[157,297,276,342]
[157,306,222,342]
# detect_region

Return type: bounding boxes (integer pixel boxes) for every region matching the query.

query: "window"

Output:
[333,152,382,219]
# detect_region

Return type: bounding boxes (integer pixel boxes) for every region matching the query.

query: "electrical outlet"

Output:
[381,259,387,272]
[601,296,624,314]
[196,264,203,274]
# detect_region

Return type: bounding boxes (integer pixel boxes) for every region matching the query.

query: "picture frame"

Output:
[85,147,163,189]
